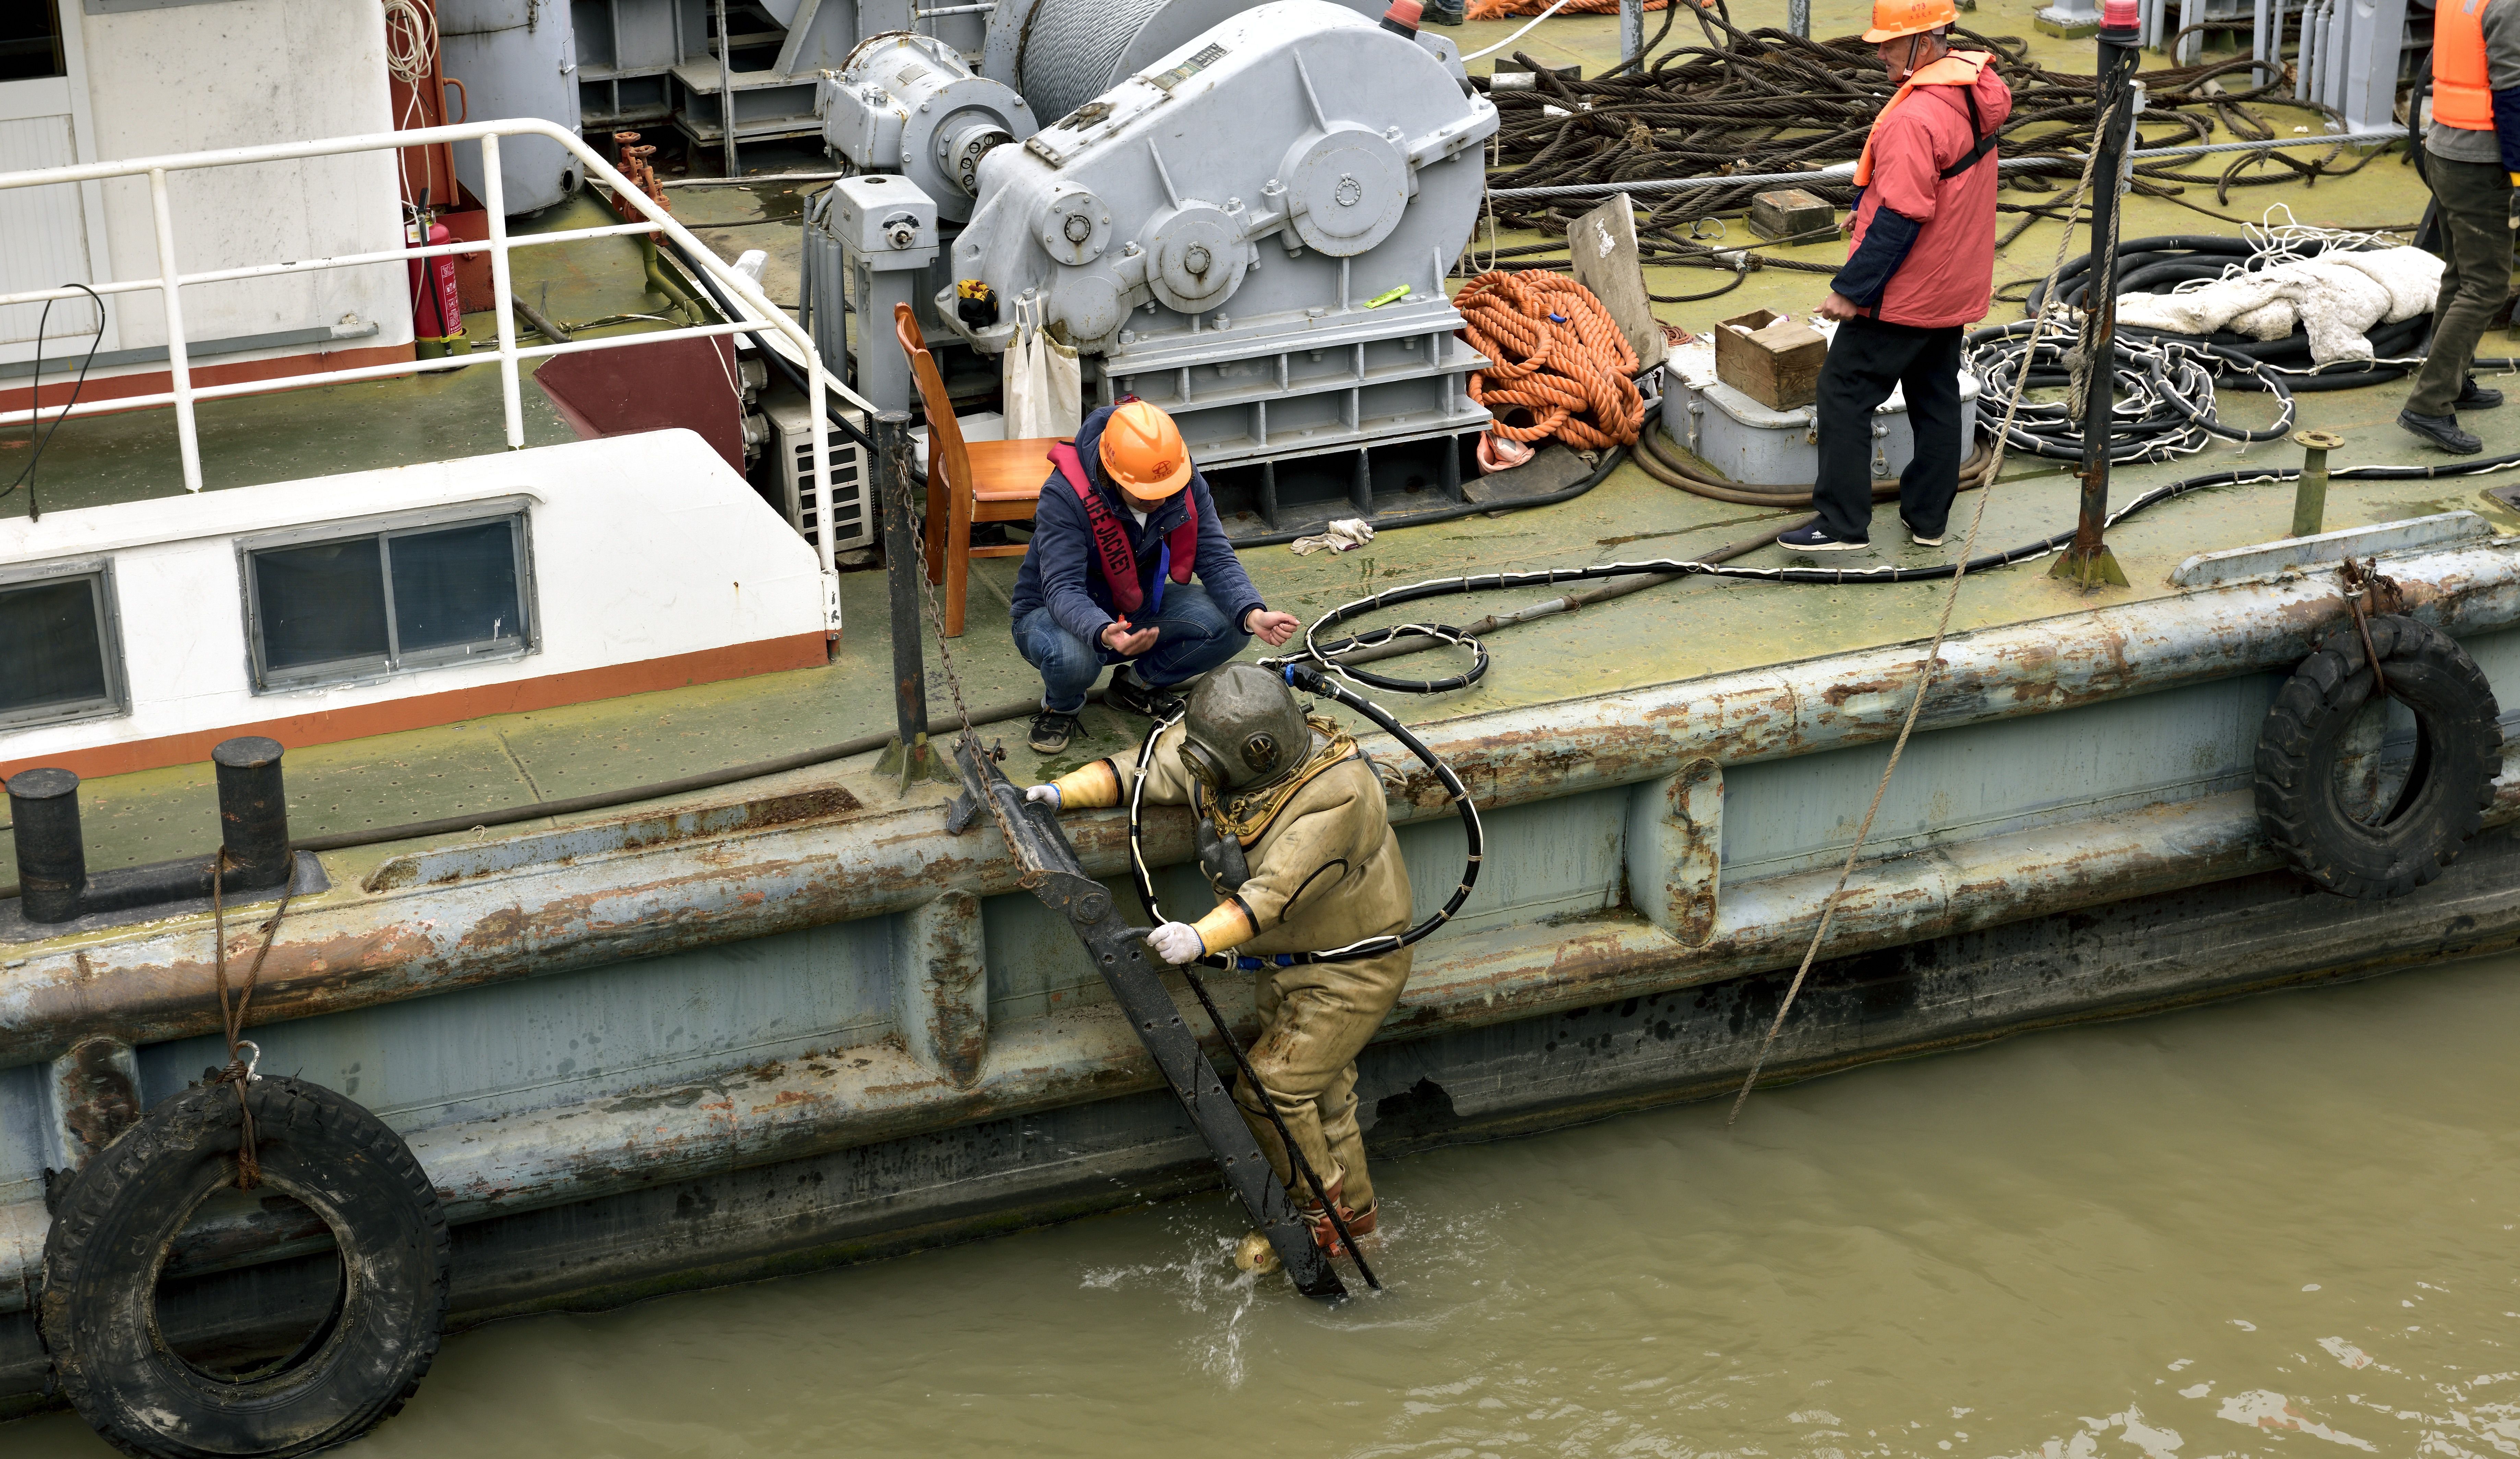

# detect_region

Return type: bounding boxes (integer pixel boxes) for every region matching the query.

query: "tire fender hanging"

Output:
[40,1076,450,1459]
[2254,613,2504,899]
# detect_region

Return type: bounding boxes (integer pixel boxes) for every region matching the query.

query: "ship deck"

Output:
[2,0,2507,894]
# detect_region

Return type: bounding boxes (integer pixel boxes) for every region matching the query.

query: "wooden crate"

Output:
[1746,188,1836,243]
[1713,309,1829,412]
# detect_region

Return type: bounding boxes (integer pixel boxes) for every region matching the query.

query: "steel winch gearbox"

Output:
[820,32,1037,223]
[934,0,1496,468]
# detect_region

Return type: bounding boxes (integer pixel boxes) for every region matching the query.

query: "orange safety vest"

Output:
[1854,50,1994,188]
[2436,0,2494,132]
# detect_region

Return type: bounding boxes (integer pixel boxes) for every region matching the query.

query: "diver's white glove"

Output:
[1145,921,1205,964]
[1024,784,1060,808]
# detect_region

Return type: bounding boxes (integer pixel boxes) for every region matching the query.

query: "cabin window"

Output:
[241,506,535,692]
[0,3,67,83]
[0,559,125,728]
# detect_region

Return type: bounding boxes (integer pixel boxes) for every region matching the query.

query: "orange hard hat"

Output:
[1098,400,1193,495]
[1862,0,1956,42]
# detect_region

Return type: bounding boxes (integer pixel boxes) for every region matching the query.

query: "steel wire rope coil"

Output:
[1963,322,2298,462]
[1123,668,1483,968]
[1469,22,2363,254]
[1017,0,1172,124]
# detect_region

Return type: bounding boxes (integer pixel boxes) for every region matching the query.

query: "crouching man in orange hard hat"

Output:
[1008,400,1303,753]
[1777,0,2010,554]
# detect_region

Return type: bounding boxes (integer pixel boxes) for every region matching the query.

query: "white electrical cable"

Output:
[1460,0,1579,62]
[383,0,444,210]
[382,0,435,83]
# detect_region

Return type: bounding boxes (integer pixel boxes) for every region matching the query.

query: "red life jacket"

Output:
[1049,441,1197,616]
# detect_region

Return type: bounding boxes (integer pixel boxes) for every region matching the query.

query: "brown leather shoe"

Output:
[1237,1197,1375,1273]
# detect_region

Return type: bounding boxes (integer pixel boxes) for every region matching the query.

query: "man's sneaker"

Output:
[1902,518,1945,547]
[2456,376,2506,410]
[1102,669,1184,721]
[1028,709,1079,754]
[2399,408,2483,455]
[1778,523,1869,552]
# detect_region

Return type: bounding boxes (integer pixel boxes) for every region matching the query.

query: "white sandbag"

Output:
[2115,274,2288,336]
[2110,245,2440,364]
[2287,259,2394,364]
[2228,299,2297,340]
[2325,246,2444,323]
[1003,291,1081,439]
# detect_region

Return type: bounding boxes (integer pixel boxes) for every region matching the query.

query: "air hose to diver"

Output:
[1124,663,1484,969]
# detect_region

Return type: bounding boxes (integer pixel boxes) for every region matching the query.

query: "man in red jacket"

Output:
[1779,0,2010,553]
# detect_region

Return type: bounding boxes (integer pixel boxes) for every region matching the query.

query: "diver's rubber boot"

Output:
[1233,1229,1281,1274]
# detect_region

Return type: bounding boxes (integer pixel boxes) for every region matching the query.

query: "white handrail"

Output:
[0,119,866,630]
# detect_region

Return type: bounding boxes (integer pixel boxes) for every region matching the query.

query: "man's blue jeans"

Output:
[1014,582,1250,713]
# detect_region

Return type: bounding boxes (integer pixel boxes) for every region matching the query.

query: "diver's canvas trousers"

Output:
[1231,945,1412,1212]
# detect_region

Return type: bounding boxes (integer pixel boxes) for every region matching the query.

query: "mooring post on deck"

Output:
[1620,0,1646,61]
[2290,431,2343,537]
[2052,9,2140,590]
[875,409,952,793]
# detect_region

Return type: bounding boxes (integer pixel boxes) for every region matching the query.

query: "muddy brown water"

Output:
[13,952,2519,1457]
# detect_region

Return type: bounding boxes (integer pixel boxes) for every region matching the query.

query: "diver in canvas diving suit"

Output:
[1026,663,1411,1264]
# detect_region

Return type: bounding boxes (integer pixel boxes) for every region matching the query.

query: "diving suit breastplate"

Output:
[1191,718,1358,892]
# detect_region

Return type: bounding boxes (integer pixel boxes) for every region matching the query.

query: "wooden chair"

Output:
[894,303,1061,638]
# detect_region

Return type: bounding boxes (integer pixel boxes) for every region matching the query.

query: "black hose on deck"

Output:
[1270,448,2520,700]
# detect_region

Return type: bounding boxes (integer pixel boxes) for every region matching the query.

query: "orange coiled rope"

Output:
[1456,272,1645,450]
[1466,0,1664,16]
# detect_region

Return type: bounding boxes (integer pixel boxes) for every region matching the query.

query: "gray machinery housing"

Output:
[802,32,1032,414]
[935,0,1496,495]
[564,0,1393,164]
[571,0,988,145]
[442,0,587,215]
[821,32,1037,224]
[806,173,942,416]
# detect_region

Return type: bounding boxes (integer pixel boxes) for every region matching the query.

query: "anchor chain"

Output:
[880,428,1035,877]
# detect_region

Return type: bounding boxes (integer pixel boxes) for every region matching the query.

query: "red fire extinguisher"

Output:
[407,217,469,359]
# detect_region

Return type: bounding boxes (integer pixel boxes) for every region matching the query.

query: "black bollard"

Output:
[213,737,291,889]
[9,767,87,924]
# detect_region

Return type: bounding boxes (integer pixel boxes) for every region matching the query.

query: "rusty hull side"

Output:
[1,541,2513,1074]
[2,755,2513,1318]
[10,812,2518,1411]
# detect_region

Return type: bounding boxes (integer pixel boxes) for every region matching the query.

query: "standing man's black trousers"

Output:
[2407,155,2513,419]
[1812,314,1967,544]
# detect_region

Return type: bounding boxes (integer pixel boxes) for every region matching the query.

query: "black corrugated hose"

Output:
[1279,447,2520,696]
[2003,233,2437,393]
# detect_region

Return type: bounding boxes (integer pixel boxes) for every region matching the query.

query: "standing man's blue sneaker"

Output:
[1778,523,1870,552]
